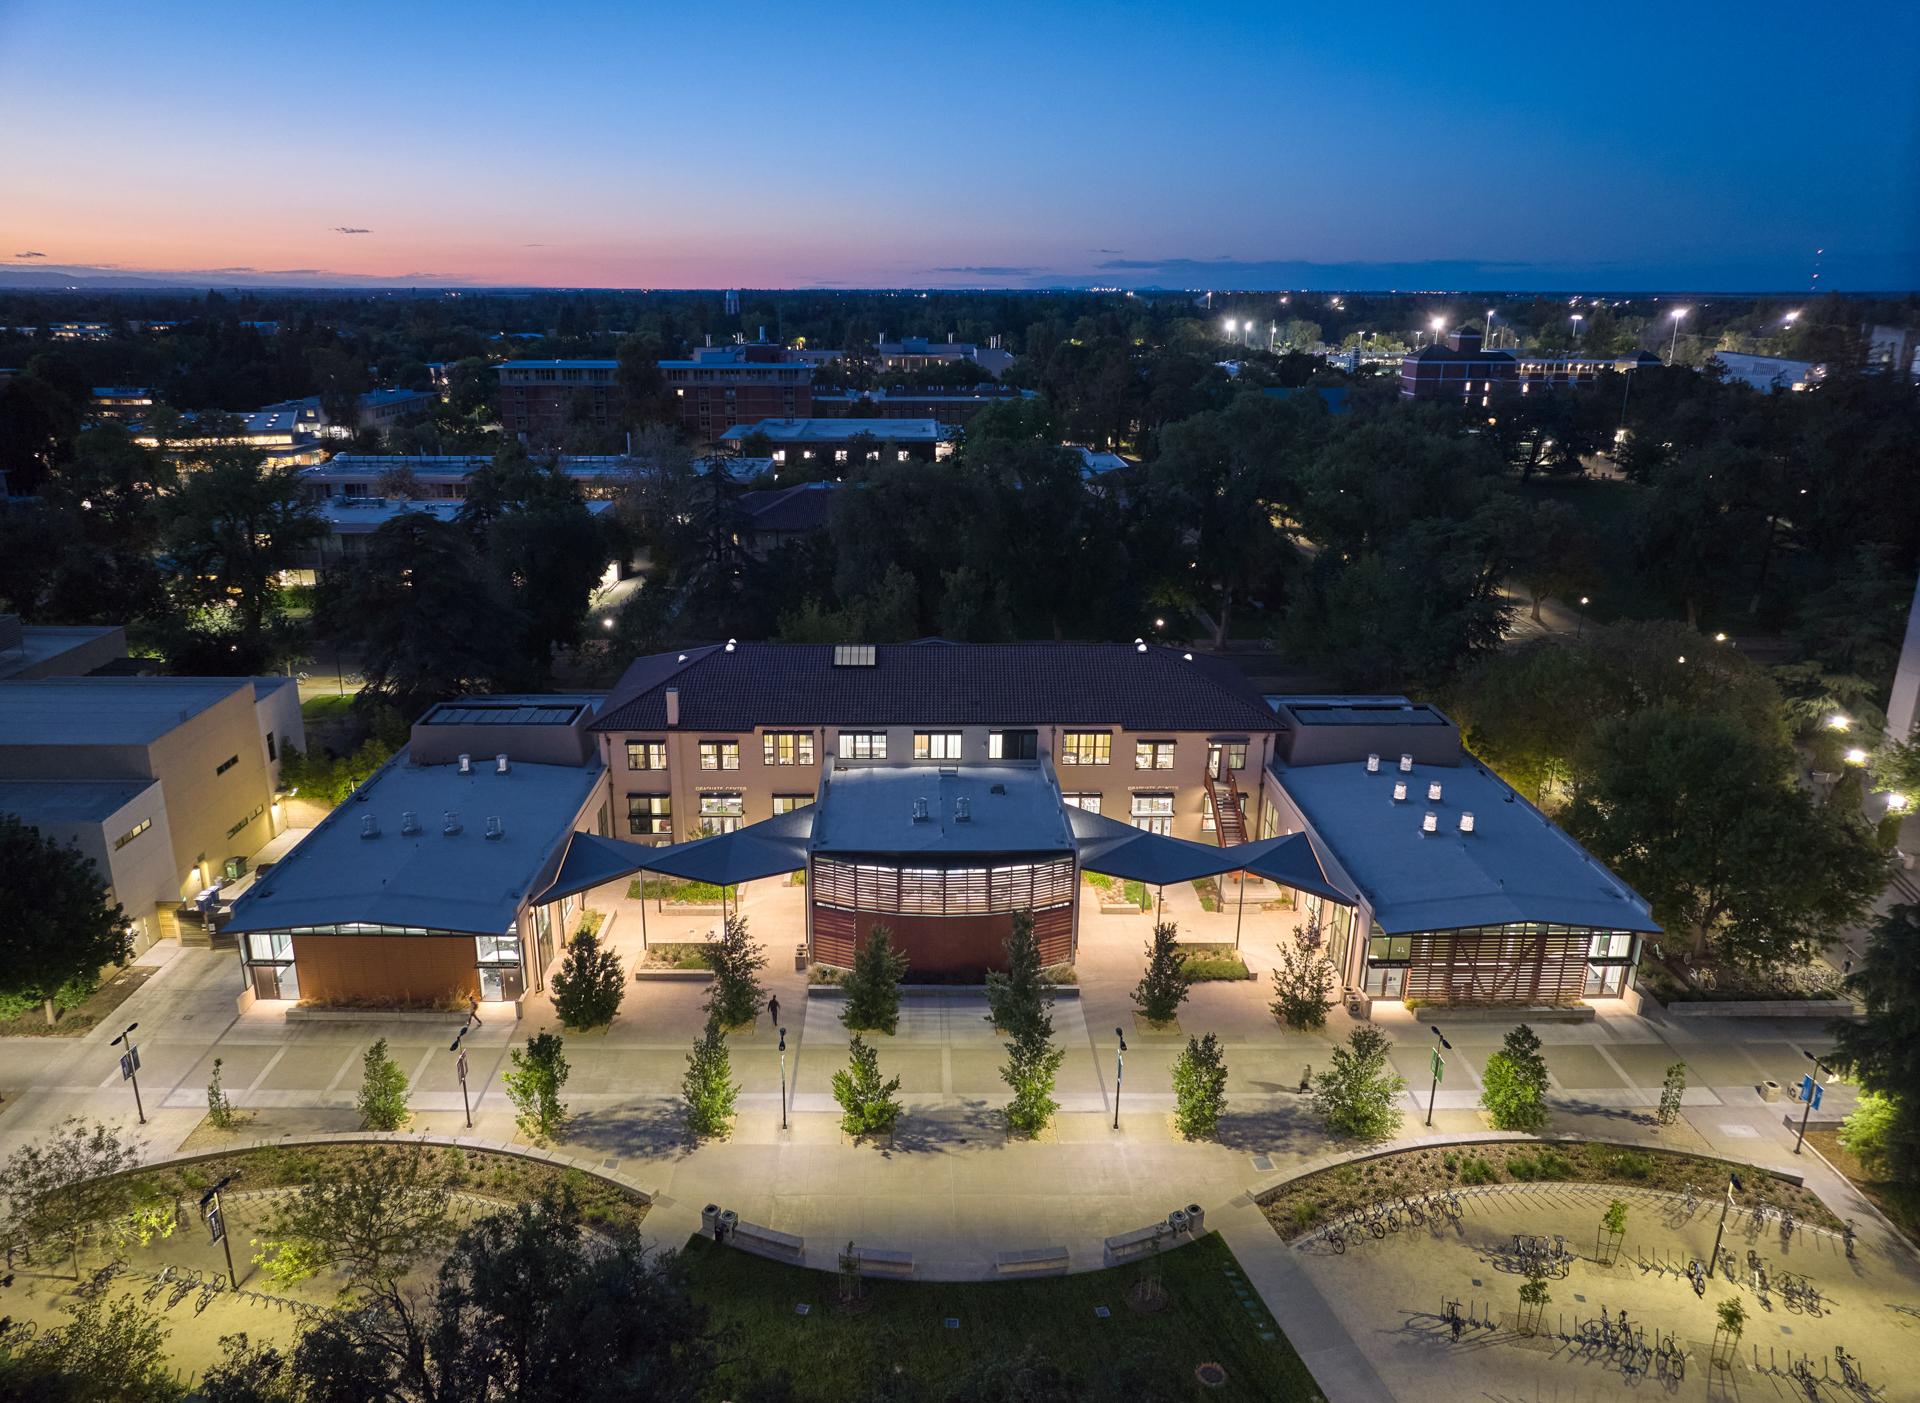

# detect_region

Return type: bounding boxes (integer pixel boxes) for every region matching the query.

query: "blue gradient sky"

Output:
[2,0,1915,290]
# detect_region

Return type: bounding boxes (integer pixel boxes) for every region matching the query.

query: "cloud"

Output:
[14,250,46,259]
[332,226,371,234]
[522,242,547,248]
[925,265,1048,277]
[1089,248,1123,255]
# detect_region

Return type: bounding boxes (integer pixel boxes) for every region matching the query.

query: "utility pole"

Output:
[1794,1050,1829,1155]
[778,1026,789,1132]
[1424,1024,1451,1127]
[111,1022,145,1124]
[450,1026,473,1129]
[1112,1027,1128,1131]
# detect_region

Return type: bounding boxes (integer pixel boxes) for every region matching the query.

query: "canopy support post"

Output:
[1234,868,1247,951]
[639,867,649,951]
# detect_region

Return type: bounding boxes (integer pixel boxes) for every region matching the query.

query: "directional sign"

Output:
[1430,1049,1445,1083]
[456,1050,469,1083]
[119,1050,138,1081]
[1810,1082,1823,1111]
[205,1204,225,1246]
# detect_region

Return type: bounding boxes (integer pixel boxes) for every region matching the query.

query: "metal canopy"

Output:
[531,807,815,906]
[1064,807,1355,904]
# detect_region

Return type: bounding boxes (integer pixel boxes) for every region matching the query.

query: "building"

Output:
[812,385,1033,425]
[298,454,628,503]
[1711,351,1822,393]
[49,322,113,341]
[0,614,128,681]
[1865,324,1920,381]
[225,697,610,1008]
[257,389,437,437]
[495,360,624,445]
[134,408,333,467]
[874,336,1015,379]
[736,482,839,556]
[717,418,950,465]
[91,386,155,422]
[1400,327,1657,402]
[0,675,303,947]
[1257,697,1656,1005]
[294,495,620,580]
[657,345,814,443]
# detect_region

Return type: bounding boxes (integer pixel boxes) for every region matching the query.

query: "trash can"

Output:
[718,1209,739,1243]
[702,1204,721,1239]
[1166,1209,1190,1237]
[1185,1203,1205,1235]
[1762,1080,1782,1103]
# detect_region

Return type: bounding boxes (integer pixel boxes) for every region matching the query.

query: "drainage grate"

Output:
[1250,1154,1274,1172]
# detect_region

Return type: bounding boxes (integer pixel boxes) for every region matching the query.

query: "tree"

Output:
[252,1145,455,1296]
[0,1119,143,1274]
[1270,942,1336,1030]
[702,915,768,1028]
[1480,1023,1550,1131]
[1171,1033,1229,1140]
[1132,921,1192,1025]
[682,1014,738,1140]
[0,1292,177,1403]
[1838,1091,1899,1176]
[1312,1026,1406,1141]
[207,1055,240,1130]
[506,1031,570,1143]
[197,1333,306,1403]
[551,928,625,1031]
[0,815,134,1025]
[1516,1273,1551,1335]
[1001,1022,1065,1139]
[831,1035,903,1138]
[839,924,908,1034]
[984,911,1049,1040]
[1657,1062,1687,1127]
[356,1038,410,1131]
[1829,904,1920,1182]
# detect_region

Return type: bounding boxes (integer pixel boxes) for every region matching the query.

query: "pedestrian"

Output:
[768,993,781,1028]
[466,993,481,1028]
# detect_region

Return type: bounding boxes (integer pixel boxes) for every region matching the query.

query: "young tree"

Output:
[1480,1023,1550,1131]
[1516,1273,1551,1335]
[682,1014,738,1140]
[985,910,1048,1040]
[1829,904,1920,1181]
[703,914,768,1028]
[505,1031,570,1143]
[0,1291,176,1403]
[0,816,135,1026]
[1312,1026,1407,1141]
[206,1055,240,1131]
[831,1035,903,1138]
[0,1119,142,1275]
[1270,943,1337,1031]
[1001,1023,1066,1139]
[1132,920,1192,1025]
[1657,1061,1688,1127]
[1171,1032,1229,1140]
[252,1145,455,1297]
[356,1038,411,1131]
[839,924,909,1034]
[551,928,625,1030]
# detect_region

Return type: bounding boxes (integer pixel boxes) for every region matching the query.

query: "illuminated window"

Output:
[762,732,815,766]
[1207,740,1247,774]
[698,791,744,834]
[1134,740,1175,770]
[838,731,888,759]
[625,740,666,770]
[113,817,152,850]
[698,741,739,771]
[1130,791,1174,834]
[627,794,671,835]
[772,794,813,816]
[989,729,1038,760]
[1061,792,1102,814]
[913,732,963,760]
[1059,731,1111,765]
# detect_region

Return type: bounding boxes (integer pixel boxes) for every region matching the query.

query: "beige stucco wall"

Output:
[144,685,278,899]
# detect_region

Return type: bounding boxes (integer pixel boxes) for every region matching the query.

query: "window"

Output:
[1134,740,1176,770]
[1587,931,1635,961]
[914,732,963,760]
[772,794,813,816]
[113,817,151,851]
[762,732,815,766]
[1207,740,1247,775]
[226,804,265,839]
[989,729,1038,760]
[627,794,671,836]
[246,930,294,963]
[699,791,744,834]
[838,731,888,760]
[215,754,240,776]
[1061,792,1102,814]
[625,740,667,771]
[1367,934,1414,963]
[1059,731,1111,765]
[698,740,740,771]
[475,933,521,966]
[267,732,277,762]
[1130,792,1175,834]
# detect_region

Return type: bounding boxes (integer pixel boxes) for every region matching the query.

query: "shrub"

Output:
[356,1038,410,1131]
[1288,1200,1321,1229]
[1458,1155,1498,1185]
[831,1035,902,1137]
[206,1056,238,1130]
[839,924,908,1034]
[1132,921,1191,1024]
[1507,1149,1574,1182]
[682,1014,737,1139]
[1839,1090,1898,1175]
[1605,1149,1654,1181]
[1602,1199,1629,1235]
[703,914,767,1028]
[1717,1297,1747,1337]
[1312,1026,1406,1141]
[1171,1032,1229,1140]
[1270,944,1336,1030]
[505,1031,570,1143]
[1657,1061,1687,1126]
[551,929,625,1030]
[1002,1023,1064,1138]
[1480,1024,1550,1131]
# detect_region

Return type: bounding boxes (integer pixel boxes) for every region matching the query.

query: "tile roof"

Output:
[592,641,1283,734]
[740,482,837,534]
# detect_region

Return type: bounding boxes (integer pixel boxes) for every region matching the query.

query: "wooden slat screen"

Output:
[1400,929,1591,1005]
[813,857,1074,915]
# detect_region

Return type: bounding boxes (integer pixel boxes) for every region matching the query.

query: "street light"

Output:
[1844,747,1868,766]
[450,1027,474,1129]
[111,1021,145,1124]
[1826,713,1851,731]
[778,1025,789,1132]
[1667,307,1689,365]
[1424,1024,1451,1127]
[1571,313,1584,343]
[1112,1027,1128,1131]
[1576,595,1590,637]
[1794,1050,1830,1155]
[1710,1171,1744,1278]
[1887,792,1910,813]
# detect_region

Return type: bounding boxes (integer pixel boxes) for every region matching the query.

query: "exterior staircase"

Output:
[1203,765,1247,846]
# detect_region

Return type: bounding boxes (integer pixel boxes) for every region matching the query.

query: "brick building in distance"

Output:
[496,360,624,445]
[1400,327,1657,404]
[658,345,814,443]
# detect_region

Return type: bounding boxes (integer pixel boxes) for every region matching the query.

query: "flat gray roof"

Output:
[0,778,158,823]
[0,676,250,746]
[719,418,945,444]
[226,749,605,936]
[420,699,590,727]
[810,763,1073,857]
[0,624,123,681]
[1273,756,1658,935]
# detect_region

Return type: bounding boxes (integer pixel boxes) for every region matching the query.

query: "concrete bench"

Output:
[1103,1223,1172,1264]
[730,1221,804,1264]
[995,1246,1069,1277]
[846,1244,914,1278]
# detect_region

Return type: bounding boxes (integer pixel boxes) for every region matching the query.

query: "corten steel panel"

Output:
[1400,931,1589,1005]
[808,902,1072,975]
[290,933,480,1007]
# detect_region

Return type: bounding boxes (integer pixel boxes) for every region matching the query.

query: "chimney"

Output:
[912,797,929,822]
[1459,812,1476,834]
[954,796,971,822]
[443,810,462,836]
[1427,781,1443,802]
[495,753,509,774]
[1365,753,1380,773]
[1398,754,1414,773]
[484,816,504,841]
[458,753,472,774]
[399,810,421,835]
[665,688,680,727]
[1392,781,1407,802]
[1421,811,1438,834]
[360,814,380,839]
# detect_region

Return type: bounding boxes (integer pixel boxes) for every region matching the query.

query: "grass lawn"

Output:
[1182,941,1253,982]
[678,1231,1320,1402]
[630,876,736,904]
[0,963,155,1038]
[299,692,357,721]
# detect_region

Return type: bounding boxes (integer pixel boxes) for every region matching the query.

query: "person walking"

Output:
[767,993,781,1028]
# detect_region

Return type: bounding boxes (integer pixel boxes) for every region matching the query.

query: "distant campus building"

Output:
[1400,327,1658,403]
[495,360,624,444]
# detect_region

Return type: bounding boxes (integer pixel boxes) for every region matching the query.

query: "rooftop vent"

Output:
[1427,781,1443,802]
[484,816,504,841]
[1459,812,1475,833]
[1392,781,1407,802]
[360,814,380,839]
[458,753,472,774]
[1365,753,1380,773]
[954,796,971,822]
[495,754,510,774]
[832,644,875,667]
[990,783,1006,795]
[442,810,462,836]
[399,810,421,835]
[911,797,929,822]
[677,653,687,662]
[1398,753,1414,773]
[1183,652,1193,661]
[1421,810,1438,835]
[724,637,737,653]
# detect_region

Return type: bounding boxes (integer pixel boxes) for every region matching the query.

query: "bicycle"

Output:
[1444,1188,1464,1220]
[1687,1258,1706,1297]
[1402,1194,1425,1228]
[1366,1205,1387,1240]
[1842,1218,1857,1258]
[1680,1181,1699,1214]
[1835,1345,1862,1390]
[1780,1206,1796,1241]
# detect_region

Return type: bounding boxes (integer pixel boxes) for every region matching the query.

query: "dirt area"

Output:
[0,964,156,1038]
[1805,1128,1920,1241]
[1260,1140,1840,1240]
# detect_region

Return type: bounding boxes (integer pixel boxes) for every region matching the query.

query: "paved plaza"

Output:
[1,877,1915,1401]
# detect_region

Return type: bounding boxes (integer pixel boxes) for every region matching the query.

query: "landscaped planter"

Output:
[1665,998,1856,1018]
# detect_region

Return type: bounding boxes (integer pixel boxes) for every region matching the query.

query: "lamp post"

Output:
[1424,1024,1451,1127]
[1112,1027,1128,1131]
[778,1026,789,1132]
[1571,313,1583,345]
[200,1173,239,1288]
[1709,1171,1744,1279]
[1794,1049,1829,1155]
[1667,307,1688,365]
[1576,595,1590,637]
[450,1027,473,1129]
[111,1022,145,1124]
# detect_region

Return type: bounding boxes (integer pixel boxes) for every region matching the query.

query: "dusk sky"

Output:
[2,1,1916,291]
